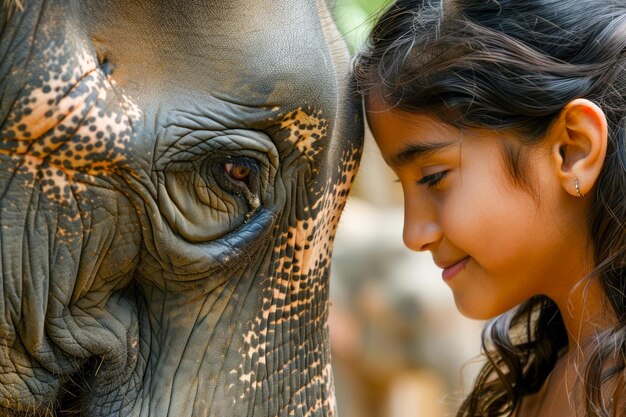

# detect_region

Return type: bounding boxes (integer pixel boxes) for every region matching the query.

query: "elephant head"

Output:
[0,0,363,415]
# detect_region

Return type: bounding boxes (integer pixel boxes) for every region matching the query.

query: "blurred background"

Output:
[329,2,485,416]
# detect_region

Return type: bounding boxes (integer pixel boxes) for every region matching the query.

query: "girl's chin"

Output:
[452,294,517,321]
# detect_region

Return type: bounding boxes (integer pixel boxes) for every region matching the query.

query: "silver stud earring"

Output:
[574,177,585,198]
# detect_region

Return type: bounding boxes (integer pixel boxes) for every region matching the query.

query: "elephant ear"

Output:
[324,0,338,12]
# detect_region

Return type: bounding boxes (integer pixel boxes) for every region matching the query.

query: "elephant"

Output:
[0,0,363,415]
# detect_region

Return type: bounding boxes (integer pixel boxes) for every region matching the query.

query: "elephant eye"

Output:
[225,162,251,182]
[209,156,261,207]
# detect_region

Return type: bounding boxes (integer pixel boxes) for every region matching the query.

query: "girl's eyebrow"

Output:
[389,141,456,168]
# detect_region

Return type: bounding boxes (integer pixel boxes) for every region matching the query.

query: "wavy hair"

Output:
[354,0,626,415]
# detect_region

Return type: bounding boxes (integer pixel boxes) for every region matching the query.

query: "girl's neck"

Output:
[547,235,615,349]
[518,280,618,417]
[553,274,615,350]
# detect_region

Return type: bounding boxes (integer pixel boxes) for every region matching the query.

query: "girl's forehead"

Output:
[365,95,522,145]
[366,97,459,140]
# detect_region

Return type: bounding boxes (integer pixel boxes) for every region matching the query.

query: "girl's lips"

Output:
[442,257,469,281]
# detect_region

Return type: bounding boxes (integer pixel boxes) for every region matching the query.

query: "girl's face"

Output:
[367,101,591,320]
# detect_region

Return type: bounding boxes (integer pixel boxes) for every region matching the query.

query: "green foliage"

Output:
[333,0,393,53]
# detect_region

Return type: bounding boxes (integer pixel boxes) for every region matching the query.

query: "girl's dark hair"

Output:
[355,0,626,415]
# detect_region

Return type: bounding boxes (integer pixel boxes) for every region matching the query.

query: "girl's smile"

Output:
[438,256,470,281]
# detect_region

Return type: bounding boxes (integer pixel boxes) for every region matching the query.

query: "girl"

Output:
[354,0,626,416]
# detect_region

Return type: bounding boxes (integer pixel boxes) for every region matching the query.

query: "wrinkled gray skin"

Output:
[0,0,363,415]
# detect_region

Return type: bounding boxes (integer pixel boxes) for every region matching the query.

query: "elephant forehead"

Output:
[86,0,345,106]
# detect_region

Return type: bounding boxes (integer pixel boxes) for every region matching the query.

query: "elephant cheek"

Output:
[0,153,141,407]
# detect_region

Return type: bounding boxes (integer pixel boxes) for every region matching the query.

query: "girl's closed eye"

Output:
[418,170,448,188]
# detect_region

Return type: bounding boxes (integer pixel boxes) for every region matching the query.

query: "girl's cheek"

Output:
[439,189,485,244]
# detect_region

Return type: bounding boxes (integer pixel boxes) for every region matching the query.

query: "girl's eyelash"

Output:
[418,171,448,187]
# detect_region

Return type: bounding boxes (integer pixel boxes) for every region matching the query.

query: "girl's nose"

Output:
[402,197,442,252]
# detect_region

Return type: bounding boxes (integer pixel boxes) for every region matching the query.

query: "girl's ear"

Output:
[550,98,608,197]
